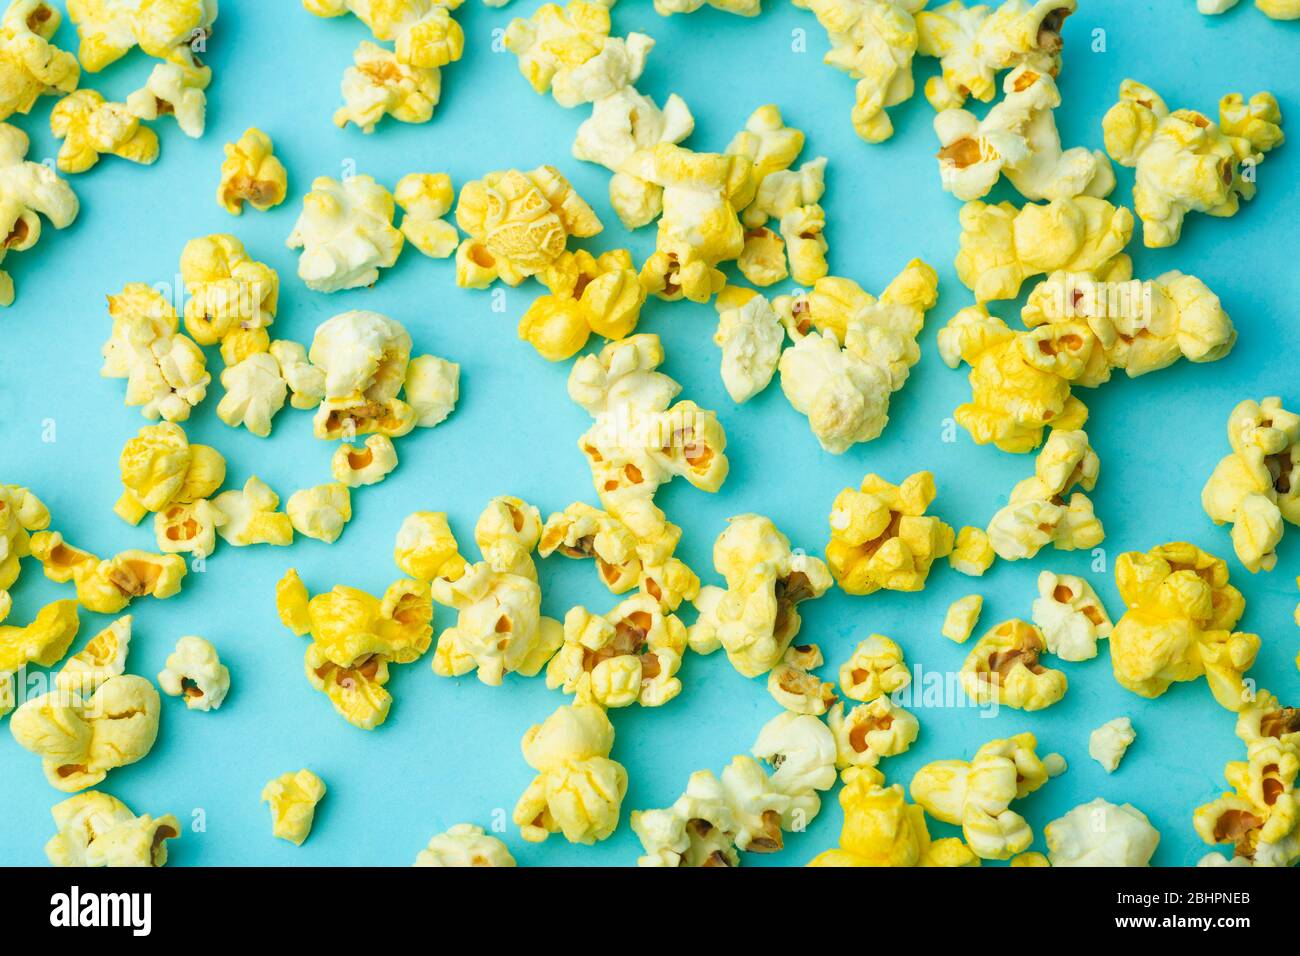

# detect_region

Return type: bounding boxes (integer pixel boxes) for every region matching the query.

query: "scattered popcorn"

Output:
[262,769,326,846]
[55,616,130,696]
[212,476,293,547]
[518,248,645,361]
[394,511,468,583]
[713,286,783,402]
[180,233,279,349]
[287,483,352,544]
[67,0,216,72]
[474,496,542,580]
[1046,797,1160,866]
[394,173,458,257]
[331,435,398,487]
[987,429,1103,559]
[942,594,983,643]
[1088,716,1135,773]
[961,618,1068,711]
[0,598,79,673]
[50,88,159,173]
[1103,80,1284,247]
[335,40,442,134]
[114,422,225,526]
[100,284,210,422]
[403,354,459,426]
[304,0,464,70]
[45,791,179,867]
[157,635,229,711]
[287,175,404,292]
[217,128,288,215]
[1110,542,1259,710]
[415,823,516,866]
[829,697,919,769]
[767,643,837,716]
[126,61,208,137]
[218,353,287,437]
[514,703,627,844]
[1031,570,1111,660]
[30,533,185,614]
[0,483,49,598]
[839,633,911,701]
[572,86,694,175]
[0,2,79,122]
[9,674,160,791]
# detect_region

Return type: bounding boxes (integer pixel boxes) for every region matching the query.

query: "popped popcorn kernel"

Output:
[960,618,1067,711]
[55,616,130,696]
[0,2,80,122]
[50,88,158,173]
[949,526,994,576]
[519,248,645,361]
[115,421,225,526]
[217,128,288,215]
[767,643,837,716]
[1088,716,1135,773]
[180,233,279,348]
[829,697,919,769]
[713,286,783,403]
[415,823,516,866]
[30,533,185,614]
[212,476,293,547]
[839,633,911,701]
[45,791,179,867]
[394,511,468,583]
[395,172,458,257]
[157,635,228,712]
[287,176,403,293]
[262,769,326,846]
[573,85,694,174]
[1031,570,1111,661]
[126,61,208,137]
[942,594,983,643]
[100,284,210,422]
[68,0,216,72]
[987,429,1103,559]
[1047,798,1160,866]
[331,435,398,487]
[0,598,79,673]
[287,483,352,544]
[335,40,442,134]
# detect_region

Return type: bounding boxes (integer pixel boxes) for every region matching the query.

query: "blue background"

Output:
[1,0,1297,866]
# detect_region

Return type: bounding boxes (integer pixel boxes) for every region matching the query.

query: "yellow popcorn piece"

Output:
[270,340,326,410]
[942,594,983,643]
[415,823,516,866]
[401,355,457,430]
[792,0,924,143]
[1110,541,1259,711]
[518,248,645,361]
[68,0,215,72]
[949,527,993,577]
[954,195,1133,303]
[217,353,287,437]
[395,172,458,258]
[1199,0,1300,16]
[45,791,179,868]
[287,483,352,544]
[55,616,130,696]
[126,61,208,137]
[0,2,80,122]
[1010,851,1049,866]
[514,703,627,845]
[455,164,602,287]
[335,40,442,133]
[547,593,688,708]
[0,482,49,591]
[287,175,404,293]
[275,568,311,636]
[829,697,919,769]
[261,769,326,846]
[1088,716,1135,773]
[212,476,293,547]
[115,421,225,525]
[30,533,185,615]
[917,0,1075,110]
[394,511,468,583]
[1047,798,1160,866]
[10,674,160,792]
[217,127,288,215]
[100,284,210,423]
[688,514,832,678]
[826,471,955,594]
[50,88,158,174]
[910,732,1061,860]
[504,0,652,108]
[154,499,224,559]
[657,0,760,14]
[934,64,1113,201]
[305,0,465,69]
[309,308,411,403]
[572,86,694,175]
[987,429,1103,559]
[713,286,784,403]
[961,618,1067,711]
[839,633,911,701]
[774,260,939,453]
[767,643,838,716]
[331,435,398,487]
[157,635,228,711]
[1031,569,1111,661]
[1202,397,1300,573]
[0,598,79,673]
[474,495,541,580]
[180,233,279,347]
[1103,80,1284,248]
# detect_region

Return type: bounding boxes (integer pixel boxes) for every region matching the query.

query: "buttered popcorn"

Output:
[1047,798,1160,866]
[0,2,79,122]
[656,0,761,14]
[986,430,1103,560]
[50,89,159,173]
[288,175,403,292]
[67,0,216,73]
[829,696,919,770]
[768,644,837,716]
[393,511,468,584]
[218,128,287,215]
[287,483,352,544]
[713,286,783,403]
[942,594,983,643]
[30,532,185,614]
[517,248,645,361]
[10,674,160,792]
[157,636,229,711]
[101,284,210,423]
[1109,542,1260,711]
[689,515,832,678]
[1088,716,1135,773]
[55,616,131,696]
[0,483,50,611]
[332,435,398,487]
[334,40,442,133]
[1198,0,1300,17]
[514,703,627,845]
[212,476,293,547]
[415,823,516,866]
[262,769,326,846]
[113,421,225,528]
[0,123,78,307]
[0,599,79,675]
[910,732,1064,860]
[1031,570,1111,661]
[180,233,278,350]
[1103,80,1284,248]
[126,61,208,137]
[960,618,1067,711]
[45,791,179,867]
[394,173,458,258]
[1202,397,1300,573]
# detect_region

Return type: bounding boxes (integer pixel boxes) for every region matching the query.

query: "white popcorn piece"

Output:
[1046,797,1160,866]
[1030,570,1112,661]
[1088,717,1135,773]
[157,635,230,711]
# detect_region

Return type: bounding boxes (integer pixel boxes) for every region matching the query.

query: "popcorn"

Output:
[688,514,832,678]
[262,769,326,846]
[415,823,516,866]
[126,62,207,137]
[827,471,954,594]
[657,0,761,14]
[942,594,983,643]
[713,286,783,402]
[767,643,837,716]
[287,176,404,293]
[910,732,1061,860]
[0,598,79,673]
[287,483,352,544]
[518,248,645,361]
[335,40,442,133]
[1103,80,1284,247]
[55,616,130,696]
[792,0,925,143]
[987,429,1103,559]
[180,233,279,348]
[45,791,179,867]
[548,594,686,708]
[774,260,939,452]
[829,697,919,769]
[67,0,216,72]
[212,476,293,547]
[961,619,1067,711]
[278,569,432,729]
[1046,798,1160,866]
[154,499,224,558]
[331,435,398,487]
[9,674,160,792]
[1031,570,1111,660]
[1202,397,1300,573]
[917,0,1075,110]
[50,89,159,173]
[0,2,80,122]
[395,173,458,258]
[954,196,1133,303]
[474,496,542,580]
[30,533,185,614]
[1198,0,1300,16]
[114,421,225,525]
[513,703,627,844]
[572,86,694,174]
[1109,542,1259,710]
[271,341,326,411]
[1089,716,1135,773]
[504,1,652,108]
[304,0,465,69]
[100,284,210,422]
[934,64,1113,201]
[394,511,468,583]
[217,353,287,437]
[217,128,288,214]
[455,165,602,287]
[839,633,911,701]
[310,308,411,403]
[157,635,229,711]
[0,483,49,594]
